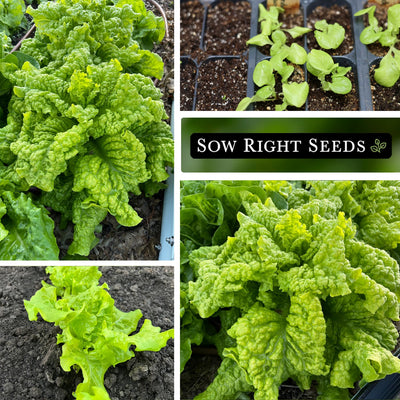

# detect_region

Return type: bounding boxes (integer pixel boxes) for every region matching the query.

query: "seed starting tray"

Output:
[180,0,390,111]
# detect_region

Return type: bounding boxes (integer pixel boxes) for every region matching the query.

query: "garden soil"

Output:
[0,266,174,400]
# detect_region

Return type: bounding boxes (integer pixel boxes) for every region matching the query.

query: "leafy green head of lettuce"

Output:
[0,54,173,257]
[182,181,400,400]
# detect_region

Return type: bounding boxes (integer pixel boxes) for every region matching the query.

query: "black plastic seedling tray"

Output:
[180,0,390,111]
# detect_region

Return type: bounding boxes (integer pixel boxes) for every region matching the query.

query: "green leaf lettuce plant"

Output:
[0,0,173,257]
[314,19,345,50]
[307,49,352,94]
[25,266,174,400]
[181,180,400,400]
[238,5,351,110]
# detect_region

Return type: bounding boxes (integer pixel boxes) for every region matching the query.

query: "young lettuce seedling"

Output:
[247,4,311,47]
[239,5,310,111]
[306,49,352,94]
[355,4,400,47]
[355,4,400,87]
[314,19,345,50]
[374,47,400,87]
[236,55,309,111]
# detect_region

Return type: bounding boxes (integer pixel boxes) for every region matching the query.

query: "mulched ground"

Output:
[0,266,174,400]
[52,192,164,261]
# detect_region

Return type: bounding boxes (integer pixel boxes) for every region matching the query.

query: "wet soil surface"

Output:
[370,63,400,110]
[306,4,354,56]
[0,266,174,400]
[308,69,359,111]
[195,57,248,110]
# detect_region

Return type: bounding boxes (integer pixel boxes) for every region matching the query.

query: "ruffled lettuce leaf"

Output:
[224,294,328,400]
[194,358,252,400]
[25,0,164,78]
[0,191,58,260]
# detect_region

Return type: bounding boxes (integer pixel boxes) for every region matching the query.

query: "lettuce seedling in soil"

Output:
[239,8,310,111]
[307,49,352,94]
[306,4,354,56]
[314,20,345,50]
[356,4,400,87]
[247,5,310,48]
[25,266,174,400]
[237,56,308,111]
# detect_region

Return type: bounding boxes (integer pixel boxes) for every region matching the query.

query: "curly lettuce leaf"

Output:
[0,191,58,259]
[71,130,149,227]
[194,358,252,400]
[224,294,328,400]
[326,294,400,389]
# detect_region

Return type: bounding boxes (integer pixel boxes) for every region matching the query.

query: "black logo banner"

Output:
[190,133,392,159]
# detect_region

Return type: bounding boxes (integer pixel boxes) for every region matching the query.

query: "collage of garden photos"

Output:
[2,0,400,400]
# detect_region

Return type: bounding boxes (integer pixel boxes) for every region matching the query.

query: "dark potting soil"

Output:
[181,59,197,111]
[0,266,174,400]
[259,9,305,56]
[203,1,251,56]
[195,57,248,111]
[370,63,400,110]
[180,0,204,59]
[306,4,354,56]
[307,70,359,111]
